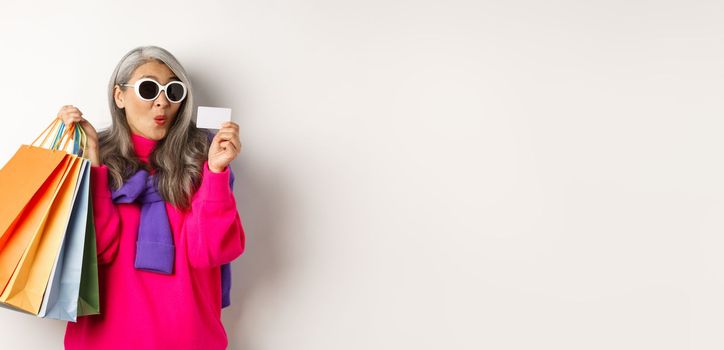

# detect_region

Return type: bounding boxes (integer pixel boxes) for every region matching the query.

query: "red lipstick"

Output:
[154,115,167,126]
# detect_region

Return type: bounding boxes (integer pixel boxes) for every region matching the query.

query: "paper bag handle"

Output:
[32,118,77,153]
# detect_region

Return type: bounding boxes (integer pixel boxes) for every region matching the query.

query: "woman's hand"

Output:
[57,105,101,166]
[208,121,242,173]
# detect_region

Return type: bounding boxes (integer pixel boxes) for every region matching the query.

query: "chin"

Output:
[145,128,168,141]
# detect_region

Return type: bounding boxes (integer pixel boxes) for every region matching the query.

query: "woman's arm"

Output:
[183,161,245,269]
[90,165,122,265]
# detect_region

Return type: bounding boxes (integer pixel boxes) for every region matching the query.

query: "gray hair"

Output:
[99,45,209,209]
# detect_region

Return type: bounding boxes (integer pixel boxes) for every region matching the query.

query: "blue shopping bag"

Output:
[38,158,90,321]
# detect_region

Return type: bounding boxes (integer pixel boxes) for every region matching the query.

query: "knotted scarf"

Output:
[110,167,234,308]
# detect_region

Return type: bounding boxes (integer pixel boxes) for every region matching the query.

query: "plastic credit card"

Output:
[196,106,231,129]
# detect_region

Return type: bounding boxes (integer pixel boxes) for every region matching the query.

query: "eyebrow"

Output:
[140,74,180,81]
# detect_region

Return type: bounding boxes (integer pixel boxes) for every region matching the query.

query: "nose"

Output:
[155,90,170,107]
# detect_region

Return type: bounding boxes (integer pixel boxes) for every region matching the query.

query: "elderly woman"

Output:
[59,45,245,349]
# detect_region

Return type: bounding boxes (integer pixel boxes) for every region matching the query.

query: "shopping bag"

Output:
[0,155,72,294]
[37,123,100,318]
[45,124,100,318]
[0,120,87,314]
[42,124,99,320]
[77,196,100,317]
[0,143,67,244]
[39,158,90,321]
[0,118,75,279]
[0,156,82,313]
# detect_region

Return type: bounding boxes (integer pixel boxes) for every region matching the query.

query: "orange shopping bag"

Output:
[0,120,68,246]
[0,120,83,313]
[0,155,72,293]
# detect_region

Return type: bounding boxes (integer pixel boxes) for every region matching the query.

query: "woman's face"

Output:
[113,60,183,140]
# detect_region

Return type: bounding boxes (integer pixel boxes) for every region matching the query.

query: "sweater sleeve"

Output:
[184,161,245,269]
[90,165,122,265]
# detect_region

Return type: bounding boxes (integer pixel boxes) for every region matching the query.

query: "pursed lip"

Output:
[153,115,168,125]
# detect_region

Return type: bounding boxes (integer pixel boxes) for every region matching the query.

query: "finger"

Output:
[62,106,81,114]
[216,127,232,136]
[78,120,96,136]
[221,139,239,154]
[220,131,241,148]
[214,131,236,142]
[216,128,233,139]
[58,106,78,121]
[214,136,231,148]
[221,131,237,140]
[224,140,240,156]
[218,138,232,149]
[65,115,84,125]
[228,137,241,154]
[79,119,90,125]
[212,133,228,147]
[219,140,232,152]
[221,121,238,129]
[58,107,71,117]
[59,114,77,126]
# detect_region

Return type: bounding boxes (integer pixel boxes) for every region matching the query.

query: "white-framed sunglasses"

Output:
[121,78,188,103]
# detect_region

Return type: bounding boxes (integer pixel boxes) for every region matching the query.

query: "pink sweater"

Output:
[64,133,245,349]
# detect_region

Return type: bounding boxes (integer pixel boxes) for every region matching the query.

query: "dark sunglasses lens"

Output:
[166,82,185,102]
[138,81,159,100]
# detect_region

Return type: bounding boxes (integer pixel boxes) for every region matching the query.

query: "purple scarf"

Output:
[110,168,234,308]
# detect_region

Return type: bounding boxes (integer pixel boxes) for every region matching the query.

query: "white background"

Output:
[0,0,718,349]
